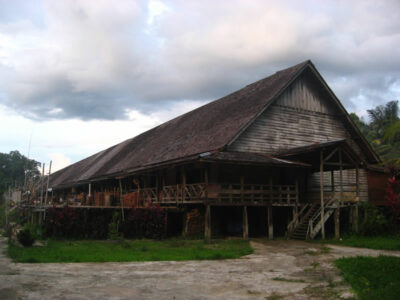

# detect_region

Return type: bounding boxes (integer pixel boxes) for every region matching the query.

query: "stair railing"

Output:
[307,197,338,239]
[287,203,309,234]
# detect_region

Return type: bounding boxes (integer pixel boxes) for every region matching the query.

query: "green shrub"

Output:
[17,228,35,247]
[108,212,121,240]
[359,203,389,236]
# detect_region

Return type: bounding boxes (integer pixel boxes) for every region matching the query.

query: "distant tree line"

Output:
[350,100,400,166]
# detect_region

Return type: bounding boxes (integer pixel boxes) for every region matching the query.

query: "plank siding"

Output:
[308,169,369,202]
[229,75,369,201]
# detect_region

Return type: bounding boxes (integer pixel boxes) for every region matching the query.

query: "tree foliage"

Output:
[351,100,400,166]
[0,150,41,197]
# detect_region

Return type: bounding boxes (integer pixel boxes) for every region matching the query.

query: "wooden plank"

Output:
[205,205,211,242]
[243,206,248,240]
[320,150,325,239]
[268,206,273,240]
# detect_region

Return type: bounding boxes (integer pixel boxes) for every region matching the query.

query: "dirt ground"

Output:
[1,237,400,300]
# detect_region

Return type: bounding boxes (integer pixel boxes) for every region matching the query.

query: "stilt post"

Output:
[205,205,211,242]
[320,150,325,239]
[268,206,273,240]
[243,206,248,240]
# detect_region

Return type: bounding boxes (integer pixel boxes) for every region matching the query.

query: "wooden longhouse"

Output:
[36,60,380,240]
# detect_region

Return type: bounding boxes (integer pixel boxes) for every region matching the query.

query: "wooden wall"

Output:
[308,169,369,202]
[367,170,390,206]
[229,74,369,201]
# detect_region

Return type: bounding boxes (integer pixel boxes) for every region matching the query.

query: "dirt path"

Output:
[1,237,399,300]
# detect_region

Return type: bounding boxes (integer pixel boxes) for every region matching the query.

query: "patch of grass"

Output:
[321,234,400,250]
[334,255,400,300]
[7,238,253,263]
[303,284,343,300]
[272,277,306,283]
[266,293,284,300]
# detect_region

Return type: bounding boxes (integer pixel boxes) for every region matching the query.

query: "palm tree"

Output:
[367,100,399,139]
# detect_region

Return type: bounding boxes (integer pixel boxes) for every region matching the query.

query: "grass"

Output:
[319,234,400,251]
[334,255,400,300]
[7,238,253,263]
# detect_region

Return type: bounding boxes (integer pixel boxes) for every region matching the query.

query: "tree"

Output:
[0,151,41,197]
[351,101,400,166]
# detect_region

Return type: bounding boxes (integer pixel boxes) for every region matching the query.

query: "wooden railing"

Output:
[137,183,298,206]
[207,183,297,205]
[38,182,299,208]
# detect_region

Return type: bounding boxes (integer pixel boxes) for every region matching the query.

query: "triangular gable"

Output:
[227,61,379,164]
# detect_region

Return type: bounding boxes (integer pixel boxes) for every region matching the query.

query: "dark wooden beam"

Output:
[205,204,211,242]
[320,150,325,239]
[268,206,273,240]
[243,206,248,240]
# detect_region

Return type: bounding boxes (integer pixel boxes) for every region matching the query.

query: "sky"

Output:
[0,0,399,173]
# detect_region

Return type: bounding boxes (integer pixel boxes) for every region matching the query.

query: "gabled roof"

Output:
[50,61,309,188]
[49,60,379,188]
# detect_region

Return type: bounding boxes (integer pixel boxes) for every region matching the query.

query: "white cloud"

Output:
[0,0,399,121]
[0,0,399,168]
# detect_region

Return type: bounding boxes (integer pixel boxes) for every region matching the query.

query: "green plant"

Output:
[334,255,400,299]
[108,211,122,240]
[17,228,35,247]
[359,202,388,236]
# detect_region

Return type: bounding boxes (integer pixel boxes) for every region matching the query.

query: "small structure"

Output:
[28,60,379,240]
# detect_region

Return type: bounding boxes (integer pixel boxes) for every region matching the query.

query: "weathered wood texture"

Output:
[367,170,391,206]
[308,169,369,202]
[229,75,369,201]
[229,76,363,158]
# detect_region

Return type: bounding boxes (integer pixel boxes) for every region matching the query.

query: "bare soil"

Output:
[1,237,400,300]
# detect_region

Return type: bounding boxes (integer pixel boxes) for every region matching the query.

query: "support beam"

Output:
[243,206,248,240]
[334,208,340,239]
[354,164,360,233]
[323,148,338,163]
[320,150,325,239]
[119,179,125,221]
[205,205,211,242]
[353,205,359,233]
[268,206,273,240]
[240,175,244,203]
[182,166,186,202]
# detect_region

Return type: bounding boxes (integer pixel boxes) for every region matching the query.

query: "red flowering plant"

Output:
[122,201,167,239]
[44,205,78,237]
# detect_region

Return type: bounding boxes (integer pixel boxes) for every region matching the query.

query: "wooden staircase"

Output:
[288,198,338,240]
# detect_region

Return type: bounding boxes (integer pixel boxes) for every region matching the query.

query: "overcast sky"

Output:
[0,0,399,173]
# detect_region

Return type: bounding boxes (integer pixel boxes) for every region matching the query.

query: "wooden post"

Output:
[40,163,45,207]
[334,208,340,239]
[240,175,244,203]
[205,205,211,242]
[320,150,325,239]
[354,205,359,233]
[354,164,360,233]
[182,166,186,202]
[204,164,209,201]
[119,179,125,221]
[44,160,52,206]
[295,178,299,209]
[243,206,248,240]
[269,177,273,205]
[268,206,273,240]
